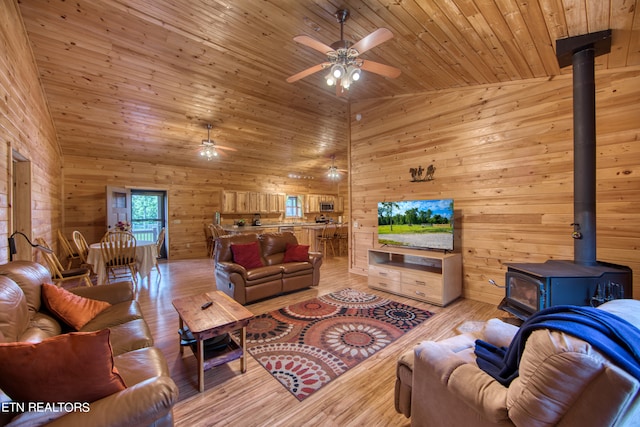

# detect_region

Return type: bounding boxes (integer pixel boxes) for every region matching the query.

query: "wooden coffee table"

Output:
[172,291,254,392]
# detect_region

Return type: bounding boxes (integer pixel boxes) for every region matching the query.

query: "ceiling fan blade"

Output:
[293,35,335,55]
[286,63,329,83]
[361,60,401,79]
[351,28,394,55]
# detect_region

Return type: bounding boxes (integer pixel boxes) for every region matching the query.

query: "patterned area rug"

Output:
[243,288,434,401]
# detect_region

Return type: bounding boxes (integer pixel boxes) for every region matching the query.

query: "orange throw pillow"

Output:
[41,283,111,330]
[0,329,126,403]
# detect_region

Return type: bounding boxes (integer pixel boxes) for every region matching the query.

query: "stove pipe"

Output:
[556,30,611,266]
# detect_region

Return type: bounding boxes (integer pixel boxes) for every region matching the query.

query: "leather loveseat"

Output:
[0,261,178,427]
[395,299,640,426]
[214,231,322,304]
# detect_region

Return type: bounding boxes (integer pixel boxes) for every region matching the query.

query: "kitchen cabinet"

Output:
[306,194,320,213]
[258,193,269,213]
[267,194,279,213]
[236,191,249,213]
[248,192,259,213]
[221,191,237,214]
[276,194,286,212]
[305,194,343,213]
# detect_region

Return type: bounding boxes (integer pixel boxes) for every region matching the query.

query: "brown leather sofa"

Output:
[0,261,178,427]
[395,299,640,426]
[214,231,322,304]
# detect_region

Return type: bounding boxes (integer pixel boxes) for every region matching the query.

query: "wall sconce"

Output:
[8,231,53,261]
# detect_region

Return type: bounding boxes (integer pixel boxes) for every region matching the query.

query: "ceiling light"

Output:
[327,156,341,180]
[331,64,345,79]
[347,65,361,82]
[325,73,336,86]
[200,124,219,160]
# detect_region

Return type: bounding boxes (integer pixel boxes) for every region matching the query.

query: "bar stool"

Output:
[317,223,337,257]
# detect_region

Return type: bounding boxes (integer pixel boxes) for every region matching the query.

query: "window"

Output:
[286,196,303,218]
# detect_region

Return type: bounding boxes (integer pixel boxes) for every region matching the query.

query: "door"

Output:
[12,152,32,261]
[106,186,131,231]
[131,190,167,258]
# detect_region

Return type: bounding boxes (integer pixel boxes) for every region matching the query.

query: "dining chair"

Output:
[57,229,80,269]
[100,231,138,285]
[334,224,348,256]
[34,238,92,287]
[72,230,96,276]
[210,224,228,258]
[317,223,337,257]
[204,224,215,258]
[152,227,165,277]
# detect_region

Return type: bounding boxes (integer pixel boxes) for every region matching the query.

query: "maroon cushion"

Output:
[283,243,310,263]
[0,329,126,403]
[231,241,264,269]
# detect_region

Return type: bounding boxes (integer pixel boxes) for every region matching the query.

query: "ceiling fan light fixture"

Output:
[327,155,341,180]
[348,66,362,81]
[199,124,219,160]
[325,73,336,86]
[327,165,340,180]
[331,64,345,79]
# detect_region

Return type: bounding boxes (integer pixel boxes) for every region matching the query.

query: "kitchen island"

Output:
[300,223,347,255]
[219,223,347,256]
[220,223,315,244]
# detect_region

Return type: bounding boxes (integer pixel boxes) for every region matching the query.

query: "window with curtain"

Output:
[286,195,303,218]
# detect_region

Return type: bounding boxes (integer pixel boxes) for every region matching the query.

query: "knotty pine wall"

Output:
[0,0,62,264]
[62,155,347,259]
[349,67,640,304]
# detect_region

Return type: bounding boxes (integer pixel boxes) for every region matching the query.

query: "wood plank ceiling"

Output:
[16,0,640,180]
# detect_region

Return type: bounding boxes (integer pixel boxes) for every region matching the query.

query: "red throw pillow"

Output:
[0,329,127,403]
[231,241,264,269]
[283,243,310,263]
[41,283,111,330]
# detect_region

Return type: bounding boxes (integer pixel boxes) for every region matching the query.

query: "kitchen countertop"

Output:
[220,223,316,232]
[220,222,346,232]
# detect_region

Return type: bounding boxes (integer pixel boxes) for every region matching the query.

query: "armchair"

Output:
[396,300,640,427]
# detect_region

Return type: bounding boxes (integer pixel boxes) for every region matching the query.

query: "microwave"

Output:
[319,201,334,212]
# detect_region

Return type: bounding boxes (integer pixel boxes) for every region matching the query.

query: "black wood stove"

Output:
[498,31,633,320]
[500,260,632,320]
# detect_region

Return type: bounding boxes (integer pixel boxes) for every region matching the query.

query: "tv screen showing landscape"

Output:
[377,199,454,251]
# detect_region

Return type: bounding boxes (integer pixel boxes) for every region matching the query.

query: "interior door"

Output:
[106,186,131,231]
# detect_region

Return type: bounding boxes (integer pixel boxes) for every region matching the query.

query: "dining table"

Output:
[87,240,158,285]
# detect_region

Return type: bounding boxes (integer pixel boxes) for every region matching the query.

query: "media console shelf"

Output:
[368,247,462,306]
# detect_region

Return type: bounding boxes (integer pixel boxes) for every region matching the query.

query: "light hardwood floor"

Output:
[136,256,507,427]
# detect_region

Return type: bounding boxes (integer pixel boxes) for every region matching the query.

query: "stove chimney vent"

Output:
[556,30,611,266]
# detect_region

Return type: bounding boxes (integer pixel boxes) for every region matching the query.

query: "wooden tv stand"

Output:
[368,247,461,306]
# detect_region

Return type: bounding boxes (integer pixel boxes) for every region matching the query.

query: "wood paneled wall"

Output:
[62,155,347,259]
[349,67,640,304]
[0,0,63,264]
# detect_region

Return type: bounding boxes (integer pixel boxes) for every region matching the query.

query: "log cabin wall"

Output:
[0,0,62,264]
[62,155,347,259]
[349,67,640,304]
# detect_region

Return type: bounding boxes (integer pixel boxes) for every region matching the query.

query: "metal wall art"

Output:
[409,165,436,182]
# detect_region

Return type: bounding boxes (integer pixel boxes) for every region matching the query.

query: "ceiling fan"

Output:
[326,155,347,180]
[286,9,401,96]
[198,124,236,160]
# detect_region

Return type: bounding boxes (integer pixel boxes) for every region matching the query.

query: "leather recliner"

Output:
[214,231,322,304]
[0,261,178,426]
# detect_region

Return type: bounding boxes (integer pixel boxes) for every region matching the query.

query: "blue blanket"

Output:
[474,305,640,386]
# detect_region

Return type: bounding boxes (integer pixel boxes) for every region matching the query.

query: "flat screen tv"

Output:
[377,199,454,251]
